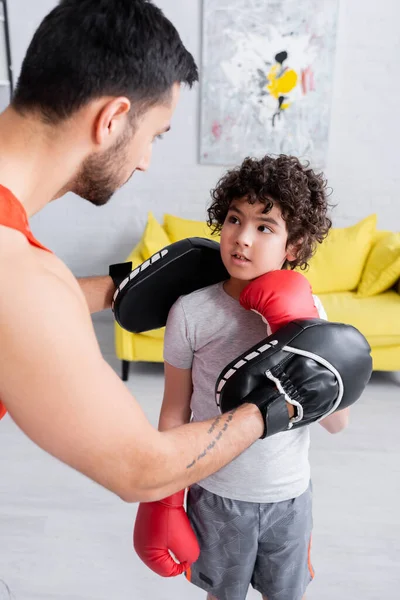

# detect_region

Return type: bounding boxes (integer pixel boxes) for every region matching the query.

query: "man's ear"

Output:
[93,97,131,146]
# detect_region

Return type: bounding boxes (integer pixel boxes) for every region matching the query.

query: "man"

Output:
[0,0,264,503]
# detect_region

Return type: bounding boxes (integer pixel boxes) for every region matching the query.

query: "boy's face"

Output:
[220,197,296,283]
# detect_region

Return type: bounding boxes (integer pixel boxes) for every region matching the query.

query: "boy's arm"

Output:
[158,362,193,431]
[319,408,350,433]
[77,275,115,313]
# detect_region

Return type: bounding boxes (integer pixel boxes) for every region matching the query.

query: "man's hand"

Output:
[77,275,115,313]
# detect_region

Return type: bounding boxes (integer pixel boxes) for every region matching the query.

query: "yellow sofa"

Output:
[115,212,400,380]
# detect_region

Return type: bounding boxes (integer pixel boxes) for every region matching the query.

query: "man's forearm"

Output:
[135,404,264,502]
[77,276,115,313]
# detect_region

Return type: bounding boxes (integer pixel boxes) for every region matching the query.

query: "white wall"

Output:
[7,0,400,275]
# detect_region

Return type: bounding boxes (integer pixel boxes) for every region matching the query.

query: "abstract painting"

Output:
[200,0,339,167]
[0,0,13,112]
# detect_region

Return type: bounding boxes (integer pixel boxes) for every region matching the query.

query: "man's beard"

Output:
[72,128,134,206]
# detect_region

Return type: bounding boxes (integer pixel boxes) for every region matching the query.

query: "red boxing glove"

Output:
[240,270,319,334]
[133,490,200,577]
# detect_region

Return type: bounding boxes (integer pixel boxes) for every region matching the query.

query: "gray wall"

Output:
[6,0,400,276]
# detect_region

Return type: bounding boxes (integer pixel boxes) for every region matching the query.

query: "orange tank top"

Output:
[0,184,52,420]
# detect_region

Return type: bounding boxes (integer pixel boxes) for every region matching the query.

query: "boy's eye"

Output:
[259,225,272,233]
[228,215,239,224]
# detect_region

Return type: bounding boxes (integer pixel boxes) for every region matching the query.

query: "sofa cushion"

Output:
[302,214,377,294]
[163,213,220,243]
[357,232,400,297]
[319,290,400,345]
[125,241,144,266]
[139,212,171,260]
[372,230,391,245]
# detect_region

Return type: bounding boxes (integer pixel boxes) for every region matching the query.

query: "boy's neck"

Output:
[223,277,250,300]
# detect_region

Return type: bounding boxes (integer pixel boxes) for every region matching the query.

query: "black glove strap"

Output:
[243,386,290,439]
[263,395,292,439]
[109,261,133,290]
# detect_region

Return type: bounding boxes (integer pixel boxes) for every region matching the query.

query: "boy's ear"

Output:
[286,239,302,262]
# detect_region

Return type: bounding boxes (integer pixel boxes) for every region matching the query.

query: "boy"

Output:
[161,155,348,600]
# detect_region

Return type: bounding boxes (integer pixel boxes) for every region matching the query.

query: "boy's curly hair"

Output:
[207,155,333,270]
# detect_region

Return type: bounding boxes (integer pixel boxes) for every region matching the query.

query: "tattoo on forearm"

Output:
[186,410,236,469]
[207,415,221,435]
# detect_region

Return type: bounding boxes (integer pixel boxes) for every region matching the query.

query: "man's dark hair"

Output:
[12,0,198,124]
[207,154,333,270]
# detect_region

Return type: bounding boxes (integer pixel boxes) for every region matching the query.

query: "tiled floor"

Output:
[1,313,399,599]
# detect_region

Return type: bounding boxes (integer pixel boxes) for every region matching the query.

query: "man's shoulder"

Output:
[0,230,94,403]
[0,223,29,256]
[0,227,85,315]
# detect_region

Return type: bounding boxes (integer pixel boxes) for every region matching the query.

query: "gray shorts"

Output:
[185,483,314,600]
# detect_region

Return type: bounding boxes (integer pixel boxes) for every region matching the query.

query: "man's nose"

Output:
[136,145,153,172]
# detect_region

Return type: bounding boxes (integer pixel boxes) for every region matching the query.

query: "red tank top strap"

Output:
[0,184,52,253]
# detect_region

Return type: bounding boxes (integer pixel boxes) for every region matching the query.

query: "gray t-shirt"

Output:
[164,282,327,503]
